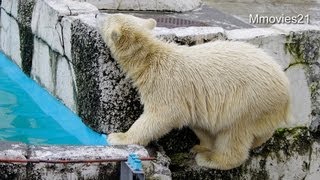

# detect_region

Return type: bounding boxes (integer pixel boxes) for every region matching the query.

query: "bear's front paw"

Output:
[107,133,129,145]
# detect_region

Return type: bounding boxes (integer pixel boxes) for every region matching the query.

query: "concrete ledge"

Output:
[154,26,226,44]
[0,142,149,179]
[76,0,202,12]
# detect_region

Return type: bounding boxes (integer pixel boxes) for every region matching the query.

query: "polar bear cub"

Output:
[96,13,290,170]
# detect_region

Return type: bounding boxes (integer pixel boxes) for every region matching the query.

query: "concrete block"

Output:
[31,38,55,93]
[71,15,143,133]
[31,0,98,55]
[226,27,320,128]
[285,65,312,127]
[55,56,77,112]
[283,30,320,133]
[226,28,291,69]
[0,11,22,67]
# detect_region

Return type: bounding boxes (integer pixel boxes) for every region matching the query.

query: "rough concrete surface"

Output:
[77,0,202,12]
[0,142,151,180]
[103,4,255,30]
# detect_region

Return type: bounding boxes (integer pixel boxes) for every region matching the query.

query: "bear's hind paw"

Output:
[191,145,211,154]
[195,152,220,169]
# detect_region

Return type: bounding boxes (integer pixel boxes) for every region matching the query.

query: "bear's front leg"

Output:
[108,111,181,146]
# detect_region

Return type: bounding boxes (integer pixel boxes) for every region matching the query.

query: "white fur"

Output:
[97,14,291,170]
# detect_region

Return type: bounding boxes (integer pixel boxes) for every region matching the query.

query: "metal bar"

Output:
[0,157,155,164]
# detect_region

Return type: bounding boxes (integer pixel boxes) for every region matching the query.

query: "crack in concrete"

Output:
[53,21,65,55]
[302,144,314,180]
[1,7,19,23]
[25,145,32,179]
[137,0,141,10]
[66,5,72,16]
[283,61,320,71]
[117,0,123,10]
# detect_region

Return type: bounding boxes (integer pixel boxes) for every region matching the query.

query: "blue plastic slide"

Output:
[0,52,107,145]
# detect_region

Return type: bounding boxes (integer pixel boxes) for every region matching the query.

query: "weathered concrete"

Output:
[226,25,320,129]
[1,0,35,75]
[0,142,153,179]
[71,15,144,133]
[170,127,320,179]
[55,56,78,112]
[0,142,27,180]
[31,38,56,94]
[31,0,98,55]
[0,10,21,67]
[103,4,255,30]
[154,26,226,44]
[77,0,202,12]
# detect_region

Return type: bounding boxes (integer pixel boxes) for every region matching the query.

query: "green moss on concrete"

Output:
[170,153,190,165]
[242,159,269,180]
[284,31,320,64]
[284,30,320,136]
[169,127,313,179]
[255,127,312,157]
[284,34,304,63]
[17,0,36,76]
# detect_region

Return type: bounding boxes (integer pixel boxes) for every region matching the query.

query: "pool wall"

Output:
[1,0,320,179]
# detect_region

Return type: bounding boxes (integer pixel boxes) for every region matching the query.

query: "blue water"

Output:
[0,52,107,145]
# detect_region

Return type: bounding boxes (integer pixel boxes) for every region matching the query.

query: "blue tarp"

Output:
[0,52,107,145]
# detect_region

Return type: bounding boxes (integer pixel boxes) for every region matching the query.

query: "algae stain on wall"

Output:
[17,0,36,76]
[284,31,320,133]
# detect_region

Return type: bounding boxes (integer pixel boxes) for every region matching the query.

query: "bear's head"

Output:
[96,13,157,49]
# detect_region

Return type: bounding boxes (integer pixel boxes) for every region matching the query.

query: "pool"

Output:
[0,52,107,145]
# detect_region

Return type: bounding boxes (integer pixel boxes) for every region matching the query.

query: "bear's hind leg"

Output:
[191,128,214,153]
[195,127,253,170]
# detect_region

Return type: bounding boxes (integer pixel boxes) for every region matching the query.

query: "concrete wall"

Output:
[1,0,320,179]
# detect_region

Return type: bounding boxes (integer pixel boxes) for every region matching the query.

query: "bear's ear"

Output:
[146,18,157,30]
[111,27,121,42]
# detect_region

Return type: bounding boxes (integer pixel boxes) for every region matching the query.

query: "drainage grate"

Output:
[153,17,209,28]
